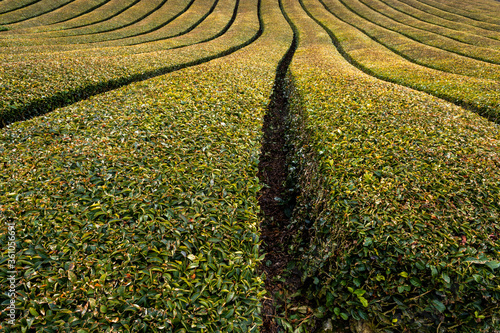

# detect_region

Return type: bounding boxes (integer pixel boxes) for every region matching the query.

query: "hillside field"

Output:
[0,0,499,332]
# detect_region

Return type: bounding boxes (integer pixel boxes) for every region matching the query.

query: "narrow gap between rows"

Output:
[258,2,300,331]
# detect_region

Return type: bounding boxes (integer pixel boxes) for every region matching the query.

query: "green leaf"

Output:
[29,307,39,317]
[226,292,234,303]
[410,277,421,287]
[358,296,369,307]
[486,261,500,271]
[340,313,349,320]
[88,298,96,309]
[68,271,77,283]
[327,292,335,307]
[432,300,446,313]
[353,289,366,296]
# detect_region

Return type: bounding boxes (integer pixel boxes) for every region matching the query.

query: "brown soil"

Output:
[257,29,301,331]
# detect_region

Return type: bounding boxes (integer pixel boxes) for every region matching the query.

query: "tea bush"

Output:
[283,0,500,330]
[0,0,293,330]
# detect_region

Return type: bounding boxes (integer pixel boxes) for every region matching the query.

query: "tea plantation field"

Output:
[0,0,499,332]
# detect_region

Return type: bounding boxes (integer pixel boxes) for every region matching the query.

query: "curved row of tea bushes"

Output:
[302,0,500,121]
[0,0,75,26]
[416,0,500,26]
[0,0,235,59]
[0,0,229,59]
[0,0,293,330]
[0,0,260,126]
[437,0,500,18]
[95,0,217,47]
[341,0,500,64]
[360,0,500,46]
[9,0,183,41]
[0,0,43,16]
[14,0,141,33]
[329,0,500,77]
[0,0,168,45]
[396,0,500,32]
[432,0,500,15]
[2,0,111,30]
[282,0,500,330]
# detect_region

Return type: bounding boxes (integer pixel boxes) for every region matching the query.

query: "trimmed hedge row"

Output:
[0,0,260,126]
[0,0,168,45]
[396,0,500,33]
[282,0,500,331]
[3,0,111,30]
[0,0,293,331]
[25,0,173,41]
[23,0,140,33]
[0,0,75,26]
[0,0,235,60]
[359,0,500,49]
[304,0,500,121]
[0,0,43,16]
[364,0,500,46]
[434,0,500,19]
[337,0,500,70]
[417,0,500,26]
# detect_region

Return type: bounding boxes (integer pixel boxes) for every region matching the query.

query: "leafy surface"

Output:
[284,0,500,330]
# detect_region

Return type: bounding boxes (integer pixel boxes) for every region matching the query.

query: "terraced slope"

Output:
[2,0,168,39]
[307,0,500,121]
[0,0,499,332]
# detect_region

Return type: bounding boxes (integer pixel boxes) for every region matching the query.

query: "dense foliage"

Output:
[283,0,500,330]
[1,0,500,331]
[0,0,293,330]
